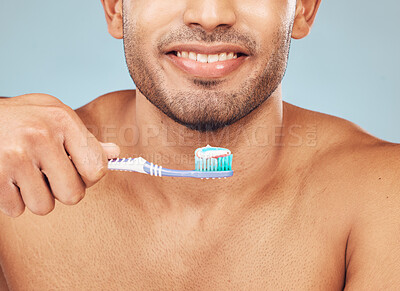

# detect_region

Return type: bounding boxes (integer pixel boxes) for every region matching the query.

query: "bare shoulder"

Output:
[287,103,400,288]
[306,105,400,194]
[285,102,400,174]
[338,139,400,288]
[75,89,136,127]
[73,90,136,141]
[286,102,400,209]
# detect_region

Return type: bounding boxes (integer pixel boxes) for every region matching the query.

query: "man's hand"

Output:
[0,94,120,217]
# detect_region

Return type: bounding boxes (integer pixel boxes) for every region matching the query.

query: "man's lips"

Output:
[162,43,251,56]
[165,53,248,78]
[162,43,251,78]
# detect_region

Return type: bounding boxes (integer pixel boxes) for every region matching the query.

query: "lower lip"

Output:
[165,53,248,78]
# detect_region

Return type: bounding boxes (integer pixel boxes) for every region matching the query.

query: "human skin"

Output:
[0,0,399,290]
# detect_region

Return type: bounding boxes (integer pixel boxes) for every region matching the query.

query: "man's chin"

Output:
[168,115,233,133]
[184,123,230,133]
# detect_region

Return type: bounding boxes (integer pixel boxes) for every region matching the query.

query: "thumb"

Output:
[99,142,120,159]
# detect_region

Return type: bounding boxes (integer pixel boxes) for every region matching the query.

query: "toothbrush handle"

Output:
[143,162,233,178]
[108,157,147,174]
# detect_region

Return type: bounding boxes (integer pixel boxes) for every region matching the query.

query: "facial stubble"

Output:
[123,15,293,132]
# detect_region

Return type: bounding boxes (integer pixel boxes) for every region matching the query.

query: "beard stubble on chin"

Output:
[123,18,293,133]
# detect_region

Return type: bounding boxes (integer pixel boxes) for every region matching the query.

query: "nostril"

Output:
[183,4,237,32]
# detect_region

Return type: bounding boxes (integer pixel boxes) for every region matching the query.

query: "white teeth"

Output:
[175,51,239,63]
[188,52,197,61]
[197,54,208,63]
[208,54,219,63]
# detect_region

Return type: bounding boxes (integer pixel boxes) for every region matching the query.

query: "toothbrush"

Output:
[108,145,233,179]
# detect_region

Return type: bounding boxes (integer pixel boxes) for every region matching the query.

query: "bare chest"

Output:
[0,190,348,290]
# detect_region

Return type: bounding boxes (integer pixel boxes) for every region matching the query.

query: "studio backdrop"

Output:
[0,0,398,142]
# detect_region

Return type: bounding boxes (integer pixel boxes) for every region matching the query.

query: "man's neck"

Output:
[115,85,288,211]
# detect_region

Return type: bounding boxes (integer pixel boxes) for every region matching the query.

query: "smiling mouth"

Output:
[164,48,250,79]
[166,51,248,64]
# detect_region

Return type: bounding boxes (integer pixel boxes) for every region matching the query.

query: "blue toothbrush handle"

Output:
[143,162,233,178]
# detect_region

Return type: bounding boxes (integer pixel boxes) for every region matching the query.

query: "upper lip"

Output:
[163,43,251,56]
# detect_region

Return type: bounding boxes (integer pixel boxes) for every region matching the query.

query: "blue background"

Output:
[0,1,399,142]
